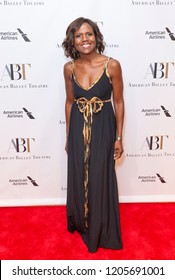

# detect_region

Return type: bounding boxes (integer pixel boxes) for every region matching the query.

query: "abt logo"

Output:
[142,135,168,150]
[145,62,175,79]
[8,138,35,153]
[1,64,31,80]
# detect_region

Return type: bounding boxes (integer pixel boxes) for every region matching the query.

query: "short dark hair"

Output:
[62,17,105,60]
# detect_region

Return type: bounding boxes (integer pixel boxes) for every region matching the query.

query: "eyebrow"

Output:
[75,31,94,35]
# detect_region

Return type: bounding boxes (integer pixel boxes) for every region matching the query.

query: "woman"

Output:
[62,17,124,253]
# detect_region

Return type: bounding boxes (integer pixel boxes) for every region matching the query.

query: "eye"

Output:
[87,33,93,36]
[75,34,81,38]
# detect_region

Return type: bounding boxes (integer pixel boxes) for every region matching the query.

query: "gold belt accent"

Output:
[74,97,111,227]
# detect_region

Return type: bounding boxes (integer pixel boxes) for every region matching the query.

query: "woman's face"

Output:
[73,22,96,55]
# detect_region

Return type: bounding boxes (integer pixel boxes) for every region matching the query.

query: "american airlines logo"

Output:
[160,106,171,117]
[145,27,175,41]
[0,28,31,42]
[17,28,30,42]
[2,108,35,119]
[23,108,35,119]
[141,106,171,117]
[165,27,175,41]
[156,173,166,183]
[138,174,166,183]
[27,176,39,186]
[9,177,39,187]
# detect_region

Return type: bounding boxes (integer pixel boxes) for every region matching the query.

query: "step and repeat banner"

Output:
[0,0,175,206]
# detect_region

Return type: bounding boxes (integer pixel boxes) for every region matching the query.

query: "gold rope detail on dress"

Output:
[75,97,111,228]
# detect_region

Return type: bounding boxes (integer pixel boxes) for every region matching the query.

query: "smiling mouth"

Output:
[81,44,91,48]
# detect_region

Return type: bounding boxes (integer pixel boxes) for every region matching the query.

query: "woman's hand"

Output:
[114,140,124,160]
[65,139,68,154]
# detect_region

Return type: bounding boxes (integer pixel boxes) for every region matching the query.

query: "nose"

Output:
[82,34,88,41]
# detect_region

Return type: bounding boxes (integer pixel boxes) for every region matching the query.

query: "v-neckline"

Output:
[73,68,105,91]
[72,57,109,91]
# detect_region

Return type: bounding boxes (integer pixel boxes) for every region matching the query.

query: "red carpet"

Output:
[0,203,174,260]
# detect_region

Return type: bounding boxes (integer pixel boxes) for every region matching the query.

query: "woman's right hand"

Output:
[65,140,68,153]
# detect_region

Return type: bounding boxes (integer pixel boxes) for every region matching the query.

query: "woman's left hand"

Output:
[114,140,124,160]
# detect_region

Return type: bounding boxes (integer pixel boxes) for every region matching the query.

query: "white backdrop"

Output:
[0,0,175,206]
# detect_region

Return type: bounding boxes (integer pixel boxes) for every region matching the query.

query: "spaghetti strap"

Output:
[70,60,74,74]
[104,57,111,69]
[105,57,112,81]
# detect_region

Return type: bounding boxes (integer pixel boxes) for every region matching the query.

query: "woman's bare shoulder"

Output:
[63,61,73,77]
[109,58,121,69]
[108,58,122,76]
[64,61,73,71]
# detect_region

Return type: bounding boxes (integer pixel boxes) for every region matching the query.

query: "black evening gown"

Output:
[67,58,122,253]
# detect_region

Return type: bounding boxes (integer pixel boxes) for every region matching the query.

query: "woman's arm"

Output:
[63,62,74,152]
[108,59,124,160]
